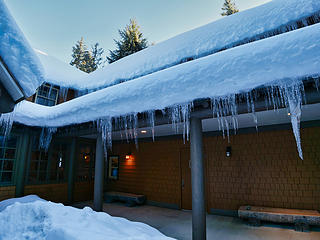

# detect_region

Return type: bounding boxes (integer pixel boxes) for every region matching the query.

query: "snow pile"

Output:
[38,0,320,90]
[0,195,44,212]
[0,0,44,97]
[0,197,173,240]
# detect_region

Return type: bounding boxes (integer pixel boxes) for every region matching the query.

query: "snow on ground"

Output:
[0,195,44,212]
[10,23,320,128]
[0,0,44,97]
[35,0,320,90]
[0,196,174,240]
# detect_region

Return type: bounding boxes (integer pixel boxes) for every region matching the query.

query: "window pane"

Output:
[39,171,46,181]
[3,160,13,171]
[1,172,12,182]
[0,148,4,158]
[39,161,47,171]
[4,149,15,159]
[28,171,37,183]
[30,161,39,172]
[6,137,17,148]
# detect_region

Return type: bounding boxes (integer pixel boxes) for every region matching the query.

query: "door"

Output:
[180,148,192,210]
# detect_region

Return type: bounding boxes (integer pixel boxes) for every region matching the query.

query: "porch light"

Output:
[226,146,232,157]
[125,153,132,160]
[141,130,147,134]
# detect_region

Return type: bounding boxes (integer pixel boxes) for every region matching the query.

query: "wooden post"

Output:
[15,129,30,197]
[190,117,206,240]
[67,137,76,204]
[93,133,104,211]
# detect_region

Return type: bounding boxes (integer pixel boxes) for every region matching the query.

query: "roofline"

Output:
[0,56,25,103]
[49,80,320,137]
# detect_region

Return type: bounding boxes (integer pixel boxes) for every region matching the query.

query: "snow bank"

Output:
[0,0,44,97]
[0,198,173,240]
[0,195,44,212]
[40,0,320,91]
[9,23,320,128]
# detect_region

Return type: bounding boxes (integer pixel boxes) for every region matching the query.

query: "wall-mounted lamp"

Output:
[125,153,133,160]
[141,130,147,134]
[226,146,232,157]
[84,153,90,163]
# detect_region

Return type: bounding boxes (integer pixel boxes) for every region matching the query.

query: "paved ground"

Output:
[74,202,320,240]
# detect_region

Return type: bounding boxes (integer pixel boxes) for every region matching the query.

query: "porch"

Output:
[74,202,320,240]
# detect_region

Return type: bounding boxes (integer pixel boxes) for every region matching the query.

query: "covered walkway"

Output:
[74,202,320,240]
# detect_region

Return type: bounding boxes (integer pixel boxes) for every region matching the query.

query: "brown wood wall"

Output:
[108,126,320,211]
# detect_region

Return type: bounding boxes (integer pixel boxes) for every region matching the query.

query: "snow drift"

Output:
[0,196,173,240]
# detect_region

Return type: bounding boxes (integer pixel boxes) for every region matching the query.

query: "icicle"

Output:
[39,127,57,151]
[59,87,69,101]
[181,103,192,142]
[0,112,14,141]
[133,114,139,148]
[147,110,155,141]
[97,117,112,155]
[281,82,304,160]
[315,78,319,91]
[211,95,238,139]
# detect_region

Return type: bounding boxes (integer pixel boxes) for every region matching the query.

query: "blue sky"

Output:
[5,0,271,64]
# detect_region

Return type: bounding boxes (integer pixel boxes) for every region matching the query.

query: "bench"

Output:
[238,206,320,232]
[104,191,146,207]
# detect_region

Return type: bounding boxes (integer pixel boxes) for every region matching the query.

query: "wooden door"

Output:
[180,148,192,210]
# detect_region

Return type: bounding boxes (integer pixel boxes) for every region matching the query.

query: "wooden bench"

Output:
[238,206,320,232]
[104,191,146,207]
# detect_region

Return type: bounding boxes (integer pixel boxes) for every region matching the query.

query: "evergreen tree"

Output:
[70,37,97,73]
[221,0,239,16]
[107,19,148,64]
[91,43,104,70]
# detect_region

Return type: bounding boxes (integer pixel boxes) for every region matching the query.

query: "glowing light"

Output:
[141,130,147,134]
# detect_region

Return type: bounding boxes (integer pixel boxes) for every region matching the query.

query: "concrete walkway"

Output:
[74,202,320,240]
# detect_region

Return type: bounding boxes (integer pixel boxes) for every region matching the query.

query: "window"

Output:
[76,144,95,181]
[50,143,67,182]
[35,84,59,106]
[108,156,119,180]
[27,137,67,184]
[0,135,17,184]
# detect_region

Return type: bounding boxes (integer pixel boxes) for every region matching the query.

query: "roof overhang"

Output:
[0,56,25,113]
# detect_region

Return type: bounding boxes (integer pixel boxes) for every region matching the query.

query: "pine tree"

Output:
[91,43,104,70]
[221,0,239,16]
[70,37,98,73]
[107,19,148,64]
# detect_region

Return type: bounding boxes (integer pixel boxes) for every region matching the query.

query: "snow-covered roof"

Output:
[11,23,320,128]
[35,50,88,89]
[0,0,44,97]
[38,0,320,91]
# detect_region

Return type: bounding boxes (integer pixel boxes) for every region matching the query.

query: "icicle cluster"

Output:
[39,127,57,151]
[0,112,15,141]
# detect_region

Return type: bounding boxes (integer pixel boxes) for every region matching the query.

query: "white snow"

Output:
[35,50,88,89]
[9,23,320,128]
[27,0,320,91]
[0,195,45,212]
[0,196,173,240]
[0,0,44,97]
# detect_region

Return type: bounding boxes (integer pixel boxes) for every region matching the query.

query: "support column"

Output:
[190,117,206,240]
[67,137,76,204]
[15,129,30,197]
[93,133,104,211]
